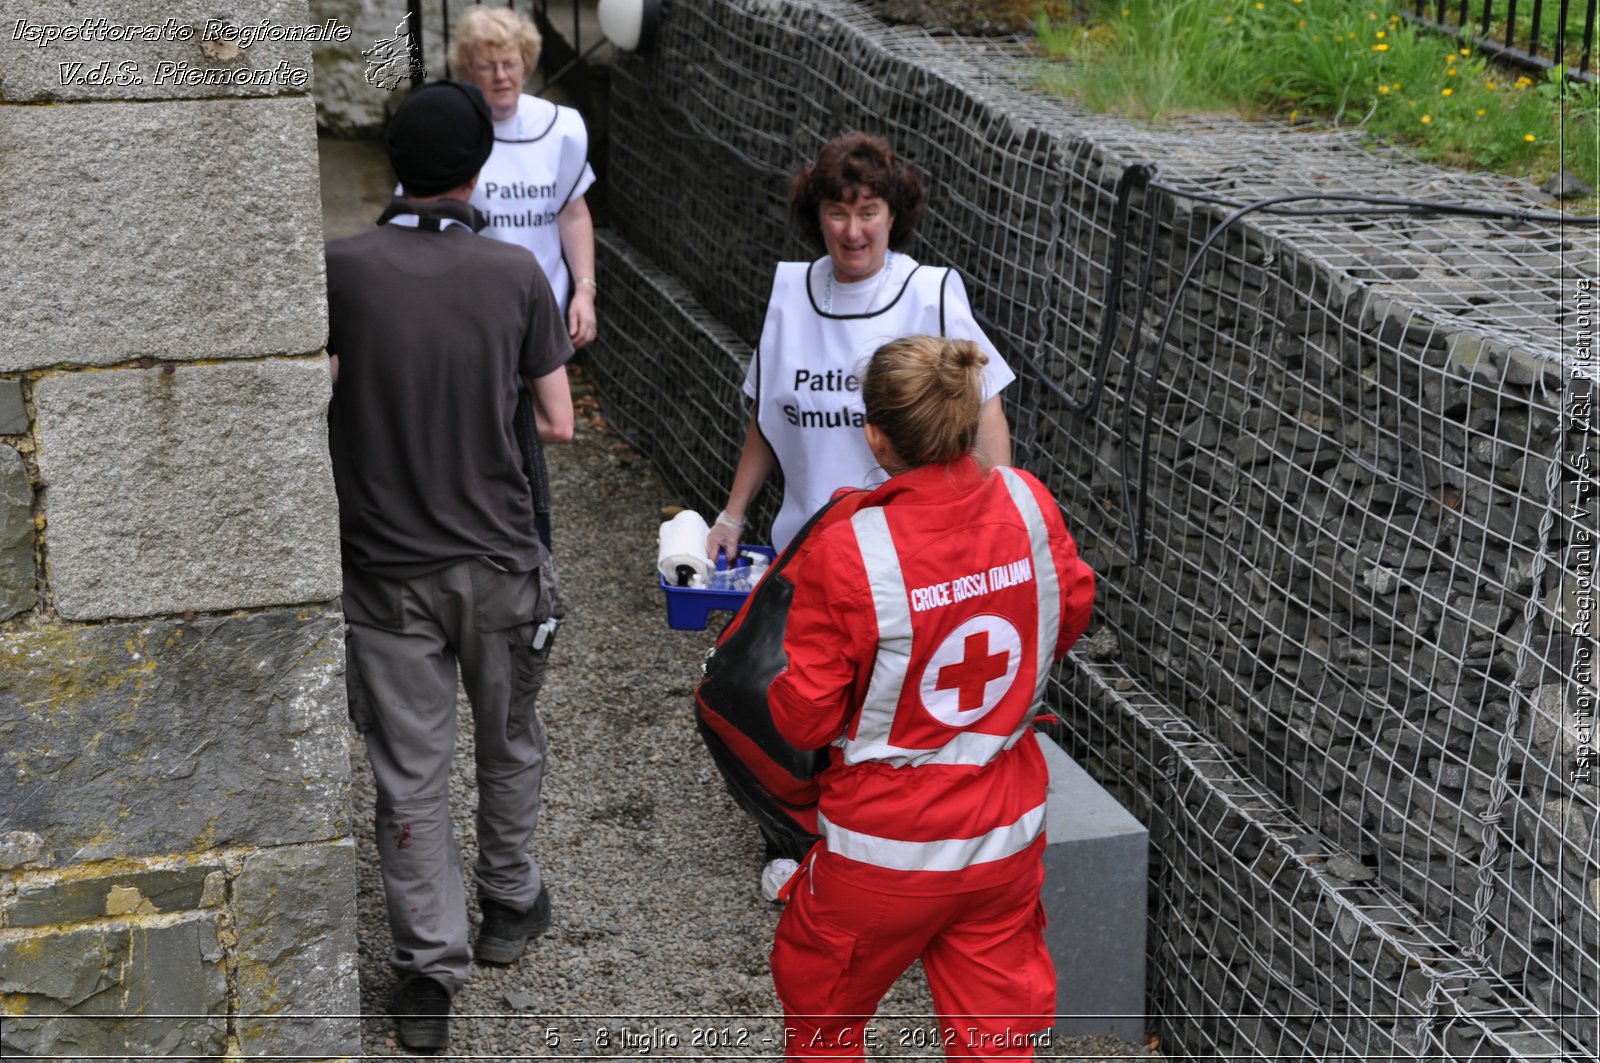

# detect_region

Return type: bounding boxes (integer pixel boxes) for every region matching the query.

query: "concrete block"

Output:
[1039,736,1149,1042]
[33,359,340,620]
[0,607,351,865]
[0,445,33,620]
[0,1,319,103]
[0,378,26,433]
[4,864,221,929]
[234,842,361,1057]
[0,914,228,1058]
[0,96,326,372]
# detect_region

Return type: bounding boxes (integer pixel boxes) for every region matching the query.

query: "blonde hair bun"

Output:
[862,336,986,470]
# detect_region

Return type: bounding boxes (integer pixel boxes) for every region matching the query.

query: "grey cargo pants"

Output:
[342,557,554,992]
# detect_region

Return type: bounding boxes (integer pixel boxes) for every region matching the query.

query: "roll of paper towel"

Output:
[658,510,712,586]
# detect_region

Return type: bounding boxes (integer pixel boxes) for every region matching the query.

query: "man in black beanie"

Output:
[324,80,574,1052]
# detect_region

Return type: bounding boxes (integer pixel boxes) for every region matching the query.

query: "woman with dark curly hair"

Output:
[706,132,1014,567]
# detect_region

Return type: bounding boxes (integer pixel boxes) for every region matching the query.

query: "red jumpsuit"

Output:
[768,457,1096,1061]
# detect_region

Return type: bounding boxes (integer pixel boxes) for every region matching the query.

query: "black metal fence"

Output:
[1406,0,1598,79]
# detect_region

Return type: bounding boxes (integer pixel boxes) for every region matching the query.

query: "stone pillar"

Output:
[0,3,358,1058]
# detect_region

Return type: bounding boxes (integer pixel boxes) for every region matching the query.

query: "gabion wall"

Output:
[584,1,1599,1057]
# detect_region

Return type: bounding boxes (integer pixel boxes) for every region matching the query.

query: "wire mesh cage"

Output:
[583,1,1600,1056]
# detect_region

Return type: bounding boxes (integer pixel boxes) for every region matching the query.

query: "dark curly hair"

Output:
[788,131,925,253]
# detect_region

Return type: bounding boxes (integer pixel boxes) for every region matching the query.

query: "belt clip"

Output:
[532,615,561,651]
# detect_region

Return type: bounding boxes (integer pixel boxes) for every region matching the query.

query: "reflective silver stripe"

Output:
[996,468,1061,713]
[818,802,1046,873]
[843,508,912,763]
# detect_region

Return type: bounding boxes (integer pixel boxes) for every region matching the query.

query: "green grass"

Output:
[1037,0,1600,194]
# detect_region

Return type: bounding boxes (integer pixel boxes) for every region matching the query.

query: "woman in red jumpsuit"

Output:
[767,335,1097,1061]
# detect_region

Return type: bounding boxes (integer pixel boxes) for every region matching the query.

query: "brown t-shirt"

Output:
[325,210,574,577]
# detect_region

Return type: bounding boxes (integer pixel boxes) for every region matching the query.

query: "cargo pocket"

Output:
[507,636,551,740]
[506,564,556,737]
[770,890,861,1016]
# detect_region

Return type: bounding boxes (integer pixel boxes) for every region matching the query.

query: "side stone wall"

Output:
[0,2,359,1058]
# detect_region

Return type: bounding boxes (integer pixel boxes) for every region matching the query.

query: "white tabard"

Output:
[744,255,1014,551]
[469,94,596,312]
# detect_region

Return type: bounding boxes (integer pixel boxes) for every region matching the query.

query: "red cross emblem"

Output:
[937,631,1012,712]
[919,615,1022,728]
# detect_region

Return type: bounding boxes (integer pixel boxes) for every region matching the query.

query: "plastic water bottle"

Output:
[708,555,746,591]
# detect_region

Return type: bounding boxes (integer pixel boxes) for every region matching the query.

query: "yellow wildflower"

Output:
[1372,43,1389,52]
[1376,30,1386,38]
[1442,88,1453,96]
[1515,76,1534,89]
[1486,80,1496,90]
[1447,68,1456,76]
[1459,48,1470,56]
[1524,133,1536,142]
[1299,18,1306,27]
[1254,2,1264,9]
[1379,84,1390,94]
[1420,114,1432,124]
[1475,108,1486,117]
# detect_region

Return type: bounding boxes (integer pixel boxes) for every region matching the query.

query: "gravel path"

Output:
[347,382,1161,1060]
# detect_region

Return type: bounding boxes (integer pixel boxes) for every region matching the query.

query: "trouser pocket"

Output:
[505,561,556,738]
[507,636,551,743]
[770,884,861,1014]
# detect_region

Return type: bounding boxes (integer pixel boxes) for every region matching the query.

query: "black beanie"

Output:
[385,81,494,197]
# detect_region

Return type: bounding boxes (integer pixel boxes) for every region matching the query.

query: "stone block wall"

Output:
[0,2,359,1058]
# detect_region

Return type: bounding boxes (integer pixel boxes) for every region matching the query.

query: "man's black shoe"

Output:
[393,974,451,1052]
[475,885,551,965]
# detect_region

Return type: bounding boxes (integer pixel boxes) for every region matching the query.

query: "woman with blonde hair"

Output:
[451,6,597,349]
[766,335,1096,1061]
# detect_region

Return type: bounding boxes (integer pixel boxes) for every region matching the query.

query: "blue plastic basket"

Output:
[659,545,776,631]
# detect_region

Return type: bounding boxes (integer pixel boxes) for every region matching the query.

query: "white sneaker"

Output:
[760,858,800,903]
